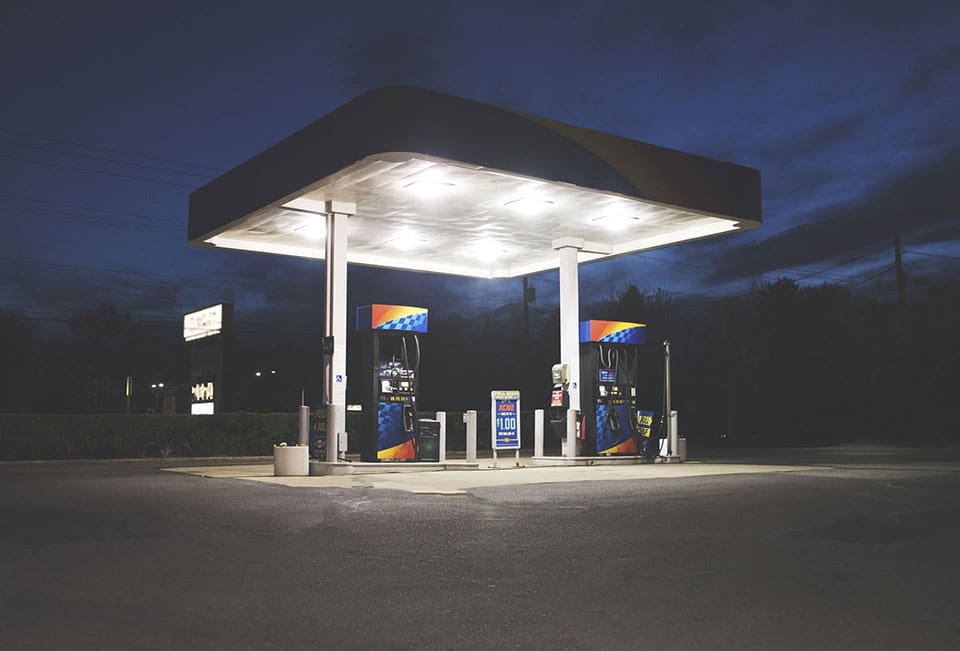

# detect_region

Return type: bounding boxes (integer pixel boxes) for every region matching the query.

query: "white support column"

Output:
[323,201,353,463]
[556,243,582,414]
[565,408,579,459]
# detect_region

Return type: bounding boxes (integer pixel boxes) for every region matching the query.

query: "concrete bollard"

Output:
[534,409,544,458]
[670,410,679,459]
[298,405,310,446]
[463,410,477,464]
[436,411,447,463]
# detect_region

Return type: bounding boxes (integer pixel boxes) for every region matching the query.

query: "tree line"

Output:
[1,277,957,446]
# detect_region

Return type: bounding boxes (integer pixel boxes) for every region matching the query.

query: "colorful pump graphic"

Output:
[356,305,429,462]
[579,320,656,457]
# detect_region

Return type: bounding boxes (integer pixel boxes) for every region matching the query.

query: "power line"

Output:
[527,245,895,305]
[0,193,183,224]
[0,302,324,338]
[1,205,182,236]
[792,250,880,282]
[0,127,227,174]
[0,256,301,293]
[0,152,198,189]
[843,264,896,289]
[0,137,216,180]
[636,244,891,295]
[639,248,849,282]
[529,273,728,303]
[903,249,960,262]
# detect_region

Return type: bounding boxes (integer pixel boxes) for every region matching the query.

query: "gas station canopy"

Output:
[188,86,761,278]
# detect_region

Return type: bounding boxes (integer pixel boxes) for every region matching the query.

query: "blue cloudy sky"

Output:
[1,0,957,333]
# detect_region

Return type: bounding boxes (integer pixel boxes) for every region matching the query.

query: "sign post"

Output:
[309,405,328,461]
[490,390,521,467]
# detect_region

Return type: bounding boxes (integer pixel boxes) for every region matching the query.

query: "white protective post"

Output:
[557,245,581,413]
[670,410,680,461]
[663,339,671,454]
[436,411,447,463]
[298,405,310,446]
[566,408,578,458]
[463,410,477,463]
[534,408,544,458]
[489,399,497,467]
[323,203,353,462]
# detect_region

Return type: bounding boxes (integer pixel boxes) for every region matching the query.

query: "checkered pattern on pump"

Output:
[596,402,637,454]
[377,402,403,442]
[599,327,642,344]
[377,312,428,331]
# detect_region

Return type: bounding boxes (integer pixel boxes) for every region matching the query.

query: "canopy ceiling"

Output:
[189,87,760,278]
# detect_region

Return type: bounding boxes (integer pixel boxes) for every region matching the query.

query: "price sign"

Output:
[491,390,521,450]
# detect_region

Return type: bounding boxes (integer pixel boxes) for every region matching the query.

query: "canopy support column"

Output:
[324,201,354,462]
[555,240,582,419]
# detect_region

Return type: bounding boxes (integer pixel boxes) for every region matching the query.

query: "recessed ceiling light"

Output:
[504,198,555,215]
[294,221,326,240]
[389,234,429,251]
[473,240,511,259]
[403,180,457,197]
[593,215,641,232]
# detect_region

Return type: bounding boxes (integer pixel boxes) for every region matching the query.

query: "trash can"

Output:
[417,419,440,462]
[274,444,309,476]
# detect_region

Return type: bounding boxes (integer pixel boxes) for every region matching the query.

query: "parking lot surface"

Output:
[2,445,958,649]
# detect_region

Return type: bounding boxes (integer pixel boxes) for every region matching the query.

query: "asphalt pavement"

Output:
[1,444,958,649]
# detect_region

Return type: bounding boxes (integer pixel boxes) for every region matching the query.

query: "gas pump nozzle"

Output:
[607,408,621,432]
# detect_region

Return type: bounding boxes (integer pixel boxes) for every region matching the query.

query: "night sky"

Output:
[1,1,957,336]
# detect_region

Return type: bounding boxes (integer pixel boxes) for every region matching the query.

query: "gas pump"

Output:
[579,320,655,456]
[356,305,429,462]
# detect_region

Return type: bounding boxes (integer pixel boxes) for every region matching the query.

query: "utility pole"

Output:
[894,234,906,310]
[892,235,907,436]
[521,276,532,346]
[722,316,735,442]
[125,376,132,414]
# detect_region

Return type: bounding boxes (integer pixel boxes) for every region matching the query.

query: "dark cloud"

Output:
[769,115,865,159]
[332,4,459,94]
[908,222,960,247]
[2,262,186,321]
[901,44,960,97]
[209,253,522,327]
[567,0,754,52]
[709,146,960,282]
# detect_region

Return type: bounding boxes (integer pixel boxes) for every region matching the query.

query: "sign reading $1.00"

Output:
[491,390,520,450]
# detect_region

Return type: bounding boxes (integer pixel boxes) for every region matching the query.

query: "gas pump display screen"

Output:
[599,368,617,384]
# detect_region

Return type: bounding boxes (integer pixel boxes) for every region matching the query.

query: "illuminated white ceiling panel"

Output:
[203,153,755,279]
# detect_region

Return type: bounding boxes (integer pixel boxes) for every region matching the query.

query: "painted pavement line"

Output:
[164,462,817,493]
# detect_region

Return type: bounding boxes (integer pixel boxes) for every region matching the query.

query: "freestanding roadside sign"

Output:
[491,390,521,466]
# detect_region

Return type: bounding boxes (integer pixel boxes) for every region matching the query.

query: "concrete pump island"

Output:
[187,86,761,478]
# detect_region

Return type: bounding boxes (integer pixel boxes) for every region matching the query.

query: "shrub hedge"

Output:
[0,410,552,460]
[0,413,302,460]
